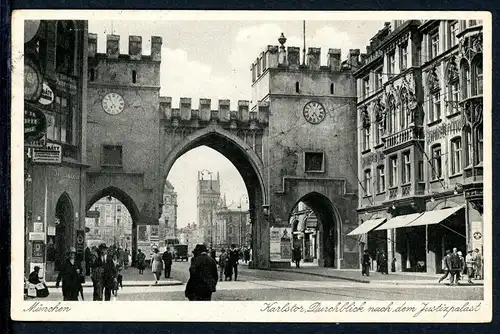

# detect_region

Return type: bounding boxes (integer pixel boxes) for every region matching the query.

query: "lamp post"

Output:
[200,169,214,246]
[238,194,248,247]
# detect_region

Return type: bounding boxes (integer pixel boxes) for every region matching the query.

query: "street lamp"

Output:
[200,169,214,246]
[238,194,248,247]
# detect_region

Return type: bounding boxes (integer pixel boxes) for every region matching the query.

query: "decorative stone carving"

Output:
[447,55,459,82]
[361,105,370,129]
[428,66,440,92]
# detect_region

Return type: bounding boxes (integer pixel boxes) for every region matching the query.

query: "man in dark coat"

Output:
[94,243,118,301]
[379,250,388,274]
[227,244,239,281]
[84,247,92,276]
[56,246,83,301]
[162,247,173,278]
[185,244,218,301]
[362,250,371,277]
[292,245,302,268]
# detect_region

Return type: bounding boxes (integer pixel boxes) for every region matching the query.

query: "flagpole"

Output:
[302,20,306,66]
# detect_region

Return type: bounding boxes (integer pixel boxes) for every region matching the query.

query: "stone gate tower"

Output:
[85,34,163,252]
[251,34,361,268]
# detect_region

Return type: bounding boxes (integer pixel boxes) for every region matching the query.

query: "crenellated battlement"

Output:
[88,33,163,61]
[160,97,268,127]
[250,33,362,83]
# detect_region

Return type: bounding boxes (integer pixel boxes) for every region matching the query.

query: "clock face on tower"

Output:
[303,101,326,124]
[102,92,125,115]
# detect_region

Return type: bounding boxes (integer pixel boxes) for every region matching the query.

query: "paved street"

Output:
[40,261,483,301]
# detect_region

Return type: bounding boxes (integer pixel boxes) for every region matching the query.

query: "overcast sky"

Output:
[88,19,385,228]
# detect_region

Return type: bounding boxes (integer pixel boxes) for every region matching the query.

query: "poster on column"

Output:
[270,227,292,261]
[471,221,483,251]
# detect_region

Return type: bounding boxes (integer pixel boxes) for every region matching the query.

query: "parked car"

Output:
[173,244,188,261]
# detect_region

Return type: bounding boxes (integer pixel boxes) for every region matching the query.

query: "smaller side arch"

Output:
[86,186,141,224]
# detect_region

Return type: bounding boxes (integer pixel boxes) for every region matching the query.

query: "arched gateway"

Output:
[85,33,360,269]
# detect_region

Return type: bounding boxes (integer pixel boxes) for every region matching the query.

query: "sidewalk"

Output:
[45,266,183,287]
[266,266,484,286]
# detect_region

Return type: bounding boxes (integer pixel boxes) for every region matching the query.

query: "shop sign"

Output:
[24,107,47,142]
[32,143,62,164]
[47,226,56,236]
[33,222,43,233]
[86,210,100,218]
[470,221,482,250]
[29,232,45,241]
[76,229,85,254]
[24,56,43,102]
[38,82,55,105]
[55,73,78,95]
[30,262,44,280]
[270,227,292,262]
[32,241,45,261]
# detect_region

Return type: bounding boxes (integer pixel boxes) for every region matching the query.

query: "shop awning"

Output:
[348,218,387,236]
[375,212,424,231]
[405,206,464,227]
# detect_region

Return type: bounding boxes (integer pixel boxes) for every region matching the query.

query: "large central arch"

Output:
[161,125,268,267]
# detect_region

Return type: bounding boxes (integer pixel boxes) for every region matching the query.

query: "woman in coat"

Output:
[136,249,146,274]
[151,247,163,284]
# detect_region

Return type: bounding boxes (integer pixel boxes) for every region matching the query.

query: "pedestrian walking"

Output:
[151,247,163,284]
[218,248,228,281]
[448,247,462,285]
[465,250,475,284]
[361,250,371,276]
[474,248,483,280]
[292,245,302,268]
[457,251,465,283]
[379,250,388,274]
[438,249,452,283]
[55,246,83,301]
[185,244,218,301]
[244,247,250,264]
[93,243,118,301]
[112,253,122,296]
[227,244,239,281]
[136,249,146,274]
[84,246,92,276]
[162,247,173,278]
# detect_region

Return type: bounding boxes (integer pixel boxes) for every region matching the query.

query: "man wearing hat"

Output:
[56,246,83,301]
[93,243,118,301]
[465,250,476,284]
[185,244,218,301]
[438,249,452,283]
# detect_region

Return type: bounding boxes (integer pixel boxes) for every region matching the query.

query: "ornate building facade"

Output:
[24,20,88,280]
[85,197,133,249]
[351,20,483,274]
[159,180,178,247]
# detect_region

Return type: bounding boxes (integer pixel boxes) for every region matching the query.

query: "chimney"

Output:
[180,97,191,120]
[366,45,372,55]
[218,100,230,122]
[106,34,120,59]
[129,35,142,60]
[348,49,360,68]
[199,98,211,121]
[151,36,162,61]
[307,47,321,70]
[88,33,97,58]
[327,49,341,72]
[238,100,249,122]
[287,47,300,68]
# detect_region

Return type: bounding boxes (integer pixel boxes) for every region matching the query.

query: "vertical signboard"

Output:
[470,221,483,251]
[270,227,292,262]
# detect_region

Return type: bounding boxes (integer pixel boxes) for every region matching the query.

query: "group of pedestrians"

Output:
[439,247,483,285]
[362,249,389,276]
[217,244,240,281]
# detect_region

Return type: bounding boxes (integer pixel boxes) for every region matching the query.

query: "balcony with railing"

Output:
[384,182,426,204]
[383,125,424,153]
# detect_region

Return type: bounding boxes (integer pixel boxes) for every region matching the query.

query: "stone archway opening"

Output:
[288,192,340,268]
[162,129,266,267]
[86,187,141,266]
